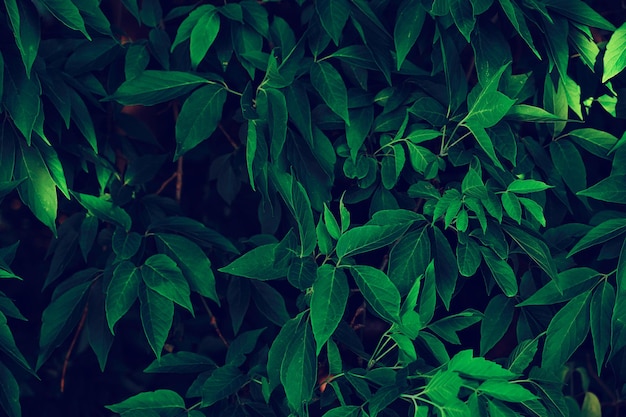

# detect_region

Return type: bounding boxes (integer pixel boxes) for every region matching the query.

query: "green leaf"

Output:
[542,292,591,369]
[311,265,348,354]
[350,265,401,323]
[0,311,32,373]
[428,309,482,344]
[225,328,265,366]
[175,84,227,158]
[219,243,288,280]
[16,141,57,235]
[388,228,430,295]
[433,227,458,310]
[503,225,559,282]
[578,175,626,203]
[37,281,91,370]
[251,281,290,326]
[611,291,626,357]
[202,365,248,406]
[0,361,20,417]
[450,0,475,42]
[550,140,586,194]
[142,254,192,313]
[155,233,218,303]
[478,380,537,402]
[568,218,626,257]
[139,284,174,360]
[40,0,89,39]
[106,261,141,333]
[4,60,41,144]
[456,238,482,277]
[281,317,317,412]
[590,282,614,374]
[505,104,566,122]
[603,22,626,82]
[501,191,522,224]
[144,351,216,373]
[517,267,600,307]
[545,0,615,31]
[267,313,303,391]
[346,106,373,162]
[497,0,539,57]
[310,61,349,124]
[394,0,425,70]
[315,0,350,45]
[106,389,184,413]
[507,338,538,374]
[190,9,220,69]
[112,228,141,261]
[4,0,40,77]
[148,216,239,254]
[424,370,463,404]
[72,192,131,232]
[480,295,514,355]
[568,128,618,157]
[466,121,504,170]
[108,70,208,106]
[322,406,361,417]
[336,224,408,260]
[507,179,553,194]
[448,349,517,380]
[581,392,602,417]
[264,88,288,160]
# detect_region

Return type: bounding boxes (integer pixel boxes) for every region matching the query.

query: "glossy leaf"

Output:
[350,265,401,323]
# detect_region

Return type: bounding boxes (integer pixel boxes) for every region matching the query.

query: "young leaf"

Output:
[139,285,174,360]
[311,265,348,354]
[310,61,349,124]
[175,84,227,158]
[350,265,401,323]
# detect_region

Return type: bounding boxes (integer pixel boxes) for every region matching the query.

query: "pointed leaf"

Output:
[139,285,174,360]
[142,254,192,313]
[315,0,350,45]
[108,70,208,106]
[202,365,248,406]
[311,265,348,354]
[310,61,349,124]
[106,261,141,333]
[350,265,401,323]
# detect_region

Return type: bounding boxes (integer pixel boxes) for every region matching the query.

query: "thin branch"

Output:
[60,302,89,393]
[219,123,239,150]
[155,172,177,195]
[200,296,229,347]
[175,157,183,203]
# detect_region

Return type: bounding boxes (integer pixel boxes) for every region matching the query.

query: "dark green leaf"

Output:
[578,175,626,203]
[106,389,184,413]
[267,313,303,391]
[0,311,32,373]
[478,380,537,402]
[503,225,559,282]
[142,254,192,313]
[311,265,348,354]
[139,285,174,360]
[480,295,514,355]
[40,0,89,38]
[394,0,425,70]
[112,228,142,261]
[590,282,614,373]
[449,349,517,380]
[281,317,317,412]
[144,351,216,373]
[310,61,349,124]
[0,361,20,417]
[456,238,482,277]
[507,338,538,374]
[219,243,288,280]
[433,227,458,310]
[190,9,220,69]
[202,365,248,406]
[568,218,626,257]
[4,0,40,76]
[108,70,208,106]
[315,0,350,45]
[542,292,591,369]
[251,281,290,326]
[611,291,626,357]
[72,192,131,232]
[388,228,430,295]
[350,265,400,323]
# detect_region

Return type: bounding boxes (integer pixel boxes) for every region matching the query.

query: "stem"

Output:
[200,296,229,347]
[61,302,89,392]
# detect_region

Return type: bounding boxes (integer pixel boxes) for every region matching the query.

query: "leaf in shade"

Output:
[315,0,350,45]
[577,175,626,204]
[106,261,141,333]
[590,282,614,373]
[107,70,208,106]
[202,365,248,406]
[394,0,425,70]
[139,284,174,360]
[142,254,192,313]
[72,192,131,232]
[310,61,349,124]
[350,265,400,323]
[106,390,185,413]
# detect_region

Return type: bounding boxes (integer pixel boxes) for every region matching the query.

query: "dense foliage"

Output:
[1,0,626,416]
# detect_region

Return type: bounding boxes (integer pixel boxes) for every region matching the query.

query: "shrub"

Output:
[0,0,626,416]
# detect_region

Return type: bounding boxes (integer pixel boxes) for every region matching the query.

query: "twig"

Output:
[155,172,177,195]
[200,296,229,347]
[219,123,239,150]
[60,302,89,393]
[175,157,183,203]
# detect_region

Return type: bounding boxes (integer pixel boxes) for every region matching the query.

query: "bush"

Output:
[1,0,626,415]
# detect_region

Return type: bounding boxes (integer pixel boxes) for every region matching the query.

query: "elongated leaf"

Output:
[507,338,538,374]
[394,0,425,70]
[202,365,248,406]
[449,349,517,380]
[503,225,559,282]
[388,228,430,295]
[175,84,227,158]
[350,265,400,323]
[590,282,614,373]
[311,265,348,354]
[542,292,591,369]
[108,70,208,106]
[310,61,349,124]
[37,281,91,370]
[611,291,626,357]
[72,192,131,232]
[336,224,408,260]
[219,243,288,280]
[507,179,552,194]
[107,390,184,413]
[155,233,218,303]
[190,9,220,69]
[0,361,20,417]
[433,227,458,310]
[251,281,290,326]
[41,0,89,38]
[142,254,192,313]
[281,318,317,412]
[480,247,518,296]
[5,0,40,76]
[478,380,537,402]
[106,261,141,333]
[144,351,216,373]
[578,175,626,203]
[0,311,31,374]
[16,141,57,234]
[568,218,626,257]
[550,140,586,194]
[267,313,303,391]
[603,22,626,82]
[315,0,349,45]
[456,238,482,277]
[139,285,174,359]
[480,295,514,355]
